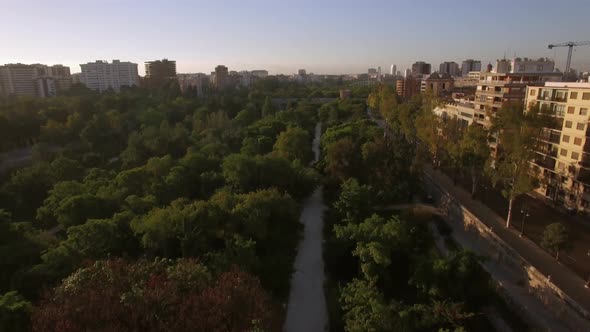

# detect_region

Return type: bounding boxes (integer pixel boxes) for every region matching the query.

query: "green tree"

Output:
[0,291,31,332]
[541,223,570,260]
[459,125,490,196]
[261,96,275,117]
[273,127,312,164]
[333,178,374,224]
[486,103,547,227]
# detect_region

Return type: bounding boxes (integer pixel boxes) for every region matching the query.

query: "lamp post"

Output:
[519,206,530,238]
[586,250,590,288]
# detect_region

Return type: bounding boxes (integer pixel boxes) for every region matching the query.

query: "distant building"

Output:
[396,75,421,99]
[461,59,482,76]
[214,65,229,90]
[250,70,269,78]
[0,63,72,97]
[422,72,454,96]
[298,69,306,76]
[411,61,431,76]
[339,89,351,100]
[493,57,555,74]
[177,73,209,96]
[439,62,460,77]
[390,64,397,76]
[145,59,177,88]
[80,60,138,93]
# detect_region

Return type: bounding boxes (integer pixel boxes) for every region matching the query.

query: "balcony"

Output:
[533,153,557,170]
[539,130,561,144]
[577,168,590,184]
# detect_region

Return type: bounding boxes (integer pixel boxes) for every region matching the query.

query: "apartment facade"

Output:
[526,82,590,213]
[474,58,561,126]
[411,61,431,76]
[80,60,139,93]
[439,62,460,77]
[421,72,454,96]
[0,63,72,97]
[461,59,481,76]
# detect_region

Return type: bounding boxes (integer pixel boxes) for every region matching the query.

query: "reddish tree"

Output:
[32,259,280,332]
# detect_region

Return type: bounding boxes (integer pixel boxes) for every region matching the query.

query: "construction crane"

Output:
[547,41,590,74]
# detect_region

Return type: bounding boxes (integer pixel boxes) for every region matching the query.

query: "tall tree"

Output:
[486,103,548,227]
[459,125,490,196]
[541,223,570,261]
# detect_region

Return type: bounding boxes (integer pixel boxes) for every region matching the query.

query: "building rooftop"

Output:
[544,82,590,89]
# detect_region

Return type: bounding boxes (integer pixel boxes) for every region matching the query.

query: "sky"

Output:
[1,0,590,75]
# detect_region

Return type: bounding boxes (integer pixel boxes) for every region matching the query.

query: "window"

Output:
[572,152,580,160]
[560,148,568,156]
[583,92,590,100]
[529,89,536,96]
[563,135,570,143]
[565,120,573,128]
[574,137,582,145]
[577,123,586,131]
[580,108,588,116]
[537,65,543,71]
[568,106,575,114]
[571,92,578,99]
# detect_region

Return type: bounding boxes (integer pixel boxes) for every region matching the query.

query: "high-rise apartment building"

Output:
[177,73,209,96]
[411,61,431,76]
[525,82,590,213]
[461,59,482,76]
[145,59,176,89]
[80,60,138,93]
[439,62,460,76]
[214,65,229,90]
[0,63,72,97]
[473,58,561,125]
[390,64,397,76]
[0,64,37,96]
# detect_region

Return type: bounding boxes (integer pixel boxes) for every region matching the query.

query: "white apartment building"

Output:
[80,60,139,93]
[526,82,590,213]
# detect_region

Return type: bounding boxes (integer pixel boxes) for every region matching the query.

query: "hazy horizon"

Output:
[2,0,590,75]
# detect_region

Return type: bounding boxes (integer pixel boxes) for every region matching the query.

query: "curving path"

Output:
[284,123,328,332]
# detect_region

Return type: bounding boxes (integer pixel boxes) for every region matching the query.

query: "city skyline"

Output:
[2,0,590,75]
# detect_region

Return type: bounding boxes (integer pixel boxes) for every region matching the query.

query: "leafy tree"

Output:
[458,125,490,196]
[324,137,362,182]
[333,178,374,224]
[541,223,570,260]
[486,103,547,227]
[0,291,31,332]
[273,127,313,164]
[261,96,275,117]
[32,259,280,332]
[340,278,397,332]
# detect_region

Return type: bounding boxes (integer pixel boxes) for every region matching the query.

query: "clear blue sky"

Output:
[2,0,590,75]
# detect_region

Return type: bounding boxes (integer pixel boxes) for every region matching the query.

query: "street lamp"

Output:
[586,250,590,288]
[519,206,530,238]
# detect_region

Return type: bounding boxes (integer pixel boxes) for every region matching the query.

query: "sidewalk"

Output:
[425,165,590,315]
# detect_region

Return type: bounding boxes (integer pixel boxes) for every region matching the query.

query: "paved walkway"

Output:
[425,165,590,315]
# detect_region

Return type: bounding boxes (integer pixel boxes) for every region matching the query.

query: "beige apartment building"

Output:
[525,82,590,213]
[474,58,561,126]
